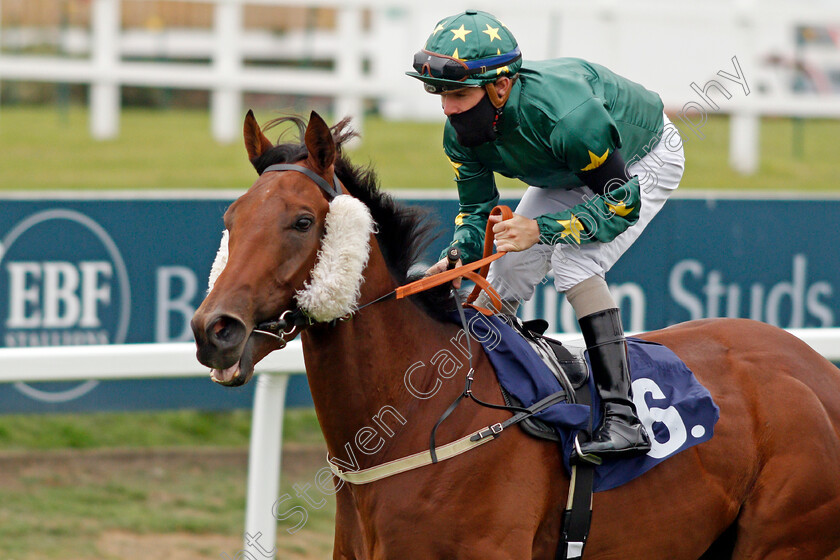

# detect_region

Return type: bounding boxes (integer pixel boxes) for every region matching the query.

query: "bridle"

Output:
[252,162,509,348]
[251,162,344,345]
[261,163,344,198]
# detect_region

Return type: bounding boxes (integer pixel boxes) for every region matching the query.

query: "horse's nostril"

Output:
[212,316,230,338]
[207,315,247,349]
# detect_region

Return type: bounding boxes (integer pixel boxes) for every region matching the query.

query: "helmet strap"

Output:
[484,75,517,108]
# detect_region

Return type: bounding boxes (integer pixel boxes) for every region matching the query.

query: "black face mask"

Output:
[448,93,500,147]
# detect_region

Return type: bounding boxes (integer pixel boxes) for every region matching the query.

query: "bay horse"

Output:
[191,111,840,559]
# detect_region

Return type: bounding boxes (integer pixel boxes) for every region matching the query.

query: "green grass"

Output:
[0,461,247,558]
[678,115,840,191]
[0,106,253,191]
[1,105,839,192]
[0,407,323,450]
[0,105,456,191]
[0,445,336,560]
[0,408,330,559]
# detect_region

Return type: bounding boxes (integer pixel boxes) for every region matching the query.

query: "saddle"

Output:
[496,314,590,443]
[490,313,595,560]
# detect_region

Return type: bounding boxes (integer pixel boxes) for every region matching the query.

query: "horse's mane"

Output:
[252,115,455,322]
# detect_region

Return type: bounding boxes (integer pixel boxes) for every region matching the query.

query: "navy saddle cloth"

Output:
[457,309,720,492]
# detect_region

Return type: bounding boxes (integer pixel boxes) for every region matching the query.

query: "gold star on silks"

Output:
[556,214,585,244]
[433,23,445,35]
[455,213,468,226]
[448,158,462,179]
[606,201,634,217]
[452,48,462,60]
[482,24,501,41]
[450,24,472,42]
[581,148,610,171]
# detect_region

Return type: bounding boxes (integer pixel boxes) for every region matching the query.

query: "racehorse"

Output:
[191,111,840,559]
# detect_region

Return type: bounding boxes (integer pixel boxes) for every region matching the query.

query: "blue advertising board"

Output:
[1,192,838,413]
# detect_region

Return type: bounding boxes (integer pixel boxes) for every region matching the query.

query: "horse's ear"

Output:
[243,110,273,167]
[304,111,336,173]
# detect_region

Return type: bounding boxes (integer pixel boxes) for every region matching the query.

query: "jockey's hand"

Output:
[489,213,540,252]
[426,257,462,289]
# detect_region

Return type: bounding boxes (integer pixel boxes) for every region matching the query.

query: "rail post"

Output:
[243,372,290,558]
[211,0,243,143]
[90,0,121,139]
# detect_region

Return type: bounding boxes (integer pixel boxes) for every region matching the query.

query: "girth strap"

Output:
[328,427,496,485]
[262,163,344,199]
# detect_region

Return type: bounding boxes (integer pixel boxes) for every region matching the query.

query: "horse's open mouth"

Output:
[206,328,287,387]
[208,336,257,387]
[210,361,251,386]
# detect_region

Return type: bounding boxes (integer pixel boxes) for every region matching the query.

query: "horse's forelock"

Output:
[251,115,357,175]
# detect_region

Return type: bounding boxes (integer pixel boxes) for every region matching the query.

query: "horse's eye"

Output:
[293,216,314,232]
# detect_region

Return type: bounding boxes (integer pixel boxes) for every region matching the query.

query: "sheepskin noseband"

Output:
[207,194,375,323]
[295,195,375,321]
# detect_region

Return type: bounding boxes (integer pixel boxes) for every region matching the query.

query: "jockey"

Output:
[409,10,685,459]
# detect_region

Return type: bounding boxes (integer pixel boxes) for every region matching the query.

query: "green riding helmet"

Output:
[407,10,522,94]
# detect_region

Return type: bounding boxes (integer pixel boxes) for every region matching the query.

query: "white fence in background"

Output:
[1,328,840,558]
[1,0,840,169]
[0,0,382,141]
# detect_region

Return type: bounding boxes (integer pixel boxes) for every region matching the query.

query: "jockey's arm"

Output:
[440,160,499,265]
[534,100,643,247]
[425,156,496,286]
[534,164,642,247]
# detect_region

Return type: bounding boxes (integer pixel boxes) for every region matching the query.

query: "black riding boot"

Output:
[577,308,651,459]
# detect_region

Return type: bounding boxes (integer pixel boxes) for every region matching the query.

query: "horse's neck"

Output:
[301,239,458,464]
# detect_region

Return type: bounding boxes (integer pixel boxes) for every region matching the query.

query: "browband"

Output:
[261,163,344,199]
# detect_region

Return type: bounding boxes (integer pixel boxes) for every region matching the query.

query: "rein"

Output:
[253,199,511,341]
[252,244,508,345]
